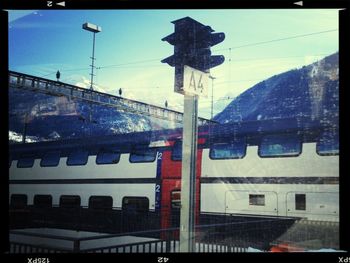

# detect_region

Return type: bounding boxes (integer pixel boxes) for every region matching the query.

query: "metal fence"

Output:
[8,218,297,253]
[9,231,250,253]
[10,242,71,253]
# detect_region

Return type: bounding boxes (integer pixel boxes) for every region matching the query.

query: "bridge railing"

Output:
[9,71,213,126]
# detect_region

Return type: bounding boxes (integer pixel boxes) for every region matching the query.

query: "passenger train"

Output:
[9,116,339,249]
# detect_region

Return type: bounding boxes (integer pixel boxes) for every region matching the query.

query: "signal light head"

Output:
[161,17,225,72]
[161,17,225,90]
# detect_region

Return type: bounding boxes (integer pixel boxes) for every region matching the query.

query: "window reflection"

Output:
[96,148,120,164]
[259,134,301,157]
[210,139,246,159]
[130,148,156,163]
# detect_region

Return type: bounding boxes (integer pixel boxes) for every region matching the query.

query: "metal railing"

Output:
[10,242,71,253]
[8,216,299,253]
[9,227,250,253]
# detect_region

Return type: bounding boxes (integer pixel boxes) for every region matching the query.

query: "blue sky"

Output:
[8,9,339,118]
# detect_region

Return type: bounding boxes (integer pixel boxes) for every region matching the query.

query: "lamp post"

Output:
[209,75,216,120]
[82,22,102,91]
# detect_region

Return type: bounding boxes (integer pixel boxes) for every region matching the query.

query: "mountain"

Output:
[214,53,339,124]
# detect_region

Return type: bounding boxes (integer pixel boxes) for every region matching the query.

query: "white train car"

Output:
[9,117,339,249]
[200,143,338,222]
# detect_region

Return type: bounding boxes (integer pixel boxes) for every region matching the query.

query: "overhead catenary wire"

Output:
[38,53,327,92]
[213,29,338,52]
[39,67,91,78]
[36,28,337,80]
[96,58,162,70]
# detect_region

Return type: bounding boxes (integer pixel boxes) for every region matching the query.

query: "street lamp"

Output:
[82,22,102,91]
[209,75,216,120]
[208,75,216,146]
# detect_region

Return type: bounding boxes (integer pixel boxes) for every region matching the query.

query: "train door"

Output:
[159,143,203,232]
[160,180,201,228]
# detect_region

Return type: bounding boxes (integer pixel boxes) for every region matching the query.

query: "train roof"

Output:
[9,116,338,158]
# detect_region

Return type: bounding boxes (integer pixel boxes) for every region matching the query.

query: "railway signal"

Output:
[162,17,225,253]
[161,16,225,95]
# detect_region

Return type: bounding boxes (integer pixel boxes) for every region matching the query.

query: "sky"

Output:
[8,9,339,119]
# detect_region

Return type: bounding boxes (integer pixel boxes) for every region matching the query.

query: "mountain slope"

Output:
[214,53,339,123]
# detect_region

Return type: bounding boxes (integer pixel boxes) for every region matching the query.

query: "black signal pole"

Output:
[161,17,225,252]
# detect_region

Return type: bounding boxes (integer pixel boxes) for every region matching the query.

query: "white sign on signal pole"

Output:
[176,64,209,252]
[175,65,209,98]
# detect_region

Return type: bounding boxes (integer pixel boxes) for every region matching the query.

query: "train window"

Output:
[10,194,27,209]
[89,196,113,210]
[316,131,339,156]
[259,134,301,157]
[209,139,246,159]
[67,150,89,166]
[96,149,120,165]
[33,195,52,208]
[40,151,61,167]
[122,197,149,213]
[171,140,182,161]
[17,155,35,168]
[129,148,156,163]
[249,194,265,206]
[295,194,306,210]
[60,195,81,208]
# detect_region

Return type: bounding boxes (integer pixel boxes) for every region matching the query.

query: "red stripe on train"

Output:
[160,149,203,232]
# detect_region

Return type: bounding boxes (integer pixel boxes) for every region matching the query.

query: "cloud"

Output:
[8,11,37,23]
[8,11,70,30]
[73,75,106,93]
